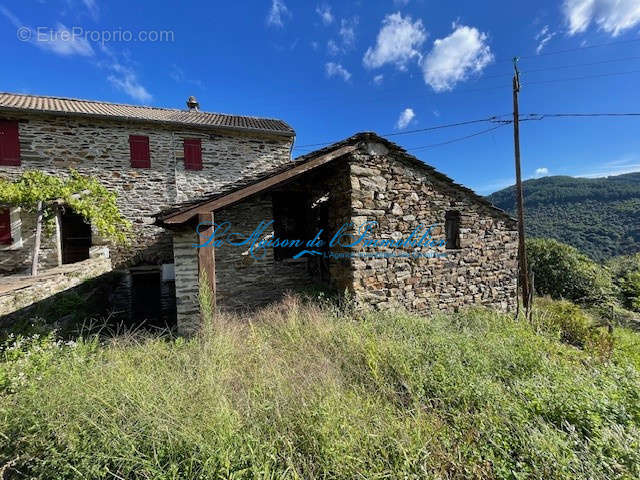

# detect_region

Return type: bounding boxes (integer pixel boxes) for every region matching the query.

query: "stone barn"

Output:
[157,132,518,333]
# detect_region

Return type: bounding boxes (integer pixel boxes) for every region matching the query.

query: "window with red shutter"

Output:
[0,208,11,245]
[183,138,202,170]
[0,121,21,166]
[129,135,150,168]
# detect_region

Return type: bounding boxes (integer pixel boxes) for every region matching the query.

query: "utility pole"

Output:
[512,57,531,317]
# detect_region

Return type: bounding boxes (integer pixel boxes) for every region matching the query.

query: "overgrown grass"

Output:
[1,297,639,479]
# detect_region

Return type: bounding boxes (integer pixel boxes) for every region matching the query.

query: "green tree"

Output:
[526,238,615,305]
[607,253,640,312]
[0,170,131,275]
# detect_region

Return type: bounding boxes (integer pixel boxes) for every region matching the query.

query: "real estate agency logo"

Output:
[194,220,449,260]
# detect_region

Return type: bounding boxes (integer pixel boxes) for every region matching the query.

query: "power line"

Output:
[522,68,640,86]
[521,112,640,119]
[519,37,640,60]
[293,110,640,152]
[520,56,640,75]
[407,124,507,152]
[293,115,509,149]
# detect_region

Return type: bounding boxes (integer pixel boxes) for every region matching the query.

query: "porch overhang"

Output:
[157,144,357,226]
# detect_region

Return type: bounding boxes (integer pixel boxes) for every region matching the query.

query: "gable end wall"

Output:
[347,144,518,313]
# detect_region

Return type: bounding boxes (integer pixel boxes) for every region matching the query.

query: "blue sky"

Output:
[1,0,640,194]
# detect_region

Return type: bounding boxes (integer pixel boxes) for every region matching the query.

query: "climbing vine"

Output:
[0,170,131,245]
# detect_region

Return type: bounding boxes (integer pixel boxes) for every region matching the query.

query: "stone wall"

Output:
[214,194,315,311]
[0,113,293,273]
[346,142,518,313]
[0,257,112,318]
[172,164,355,332]
[172,228,201,334]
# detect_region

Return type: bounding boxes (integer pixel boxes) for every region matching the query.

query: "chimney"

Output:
[186,95,200,112]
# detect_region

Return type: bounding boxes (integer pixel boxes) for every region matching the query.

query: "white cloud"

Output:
[393,0,410,5]
[325,62,351,81]
[169,64,204,88]
[563,0,640,36]
[81,0,99,20]
[37,23,94,56]
[432,109,440,117]
[267,0,291,28]
[339,17,357,49]
[373,74,384,85]
[107,63,152,103]
[396,107,415,129]
[535,167,549,177]
[535,25,556,54]
[316,4,333,25]
[576,154,640,177]
[422,23,494,92]
[0,7,94,57]
[0,4,20,26]
[327,17,358,55]
[327,39,340,55]
[363,12,427,70]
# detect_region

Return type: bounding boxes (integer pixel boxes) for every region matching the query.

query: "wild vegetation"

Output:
[0,170,131,245]
[1,295,639,479]
[487,172,640,260]
[526,238,640,326]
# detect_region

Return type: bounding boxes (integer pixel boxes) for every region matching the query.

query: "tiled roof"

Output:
[156,132,515,224]
[0,92,295,136]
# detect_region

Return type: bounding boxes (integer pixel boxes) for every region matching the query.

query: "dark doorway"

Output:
[61,210,92,264]
[131,270,163,326]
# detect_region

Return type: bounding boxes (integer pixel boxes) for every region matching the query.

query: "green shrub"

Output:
[607,254,640,312]
[527,238,616,305]
[534,299,615,358]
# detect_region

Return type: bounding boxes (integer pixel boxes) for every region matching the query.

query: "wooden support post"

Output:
[31,200,43,276]
[512,58,531,317]
[54,206,63,267]
[197,212,216,308]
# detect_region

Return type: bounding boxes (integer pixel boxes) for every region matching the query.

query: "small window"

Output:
[129,135,150,168]
[0,120,21,166]
[184,138,202,170]
[0,208,12,245]
[445,210,461,249]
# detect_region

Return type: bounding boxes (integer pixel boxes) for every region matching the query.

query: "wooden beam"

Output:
[31,201,43,276]
[197,212,216,307]
[164,145,357,224]
[54,206,63,267]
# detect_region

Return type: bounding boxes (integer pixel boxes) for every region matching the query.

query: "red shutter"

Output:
[129,135,150,168]
[0,121,21,166]
[0,209,11,245]
[184,138,202,170]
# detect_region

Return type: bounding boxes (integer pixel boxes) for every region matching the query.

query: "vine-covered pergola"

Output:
[0,170,130,275]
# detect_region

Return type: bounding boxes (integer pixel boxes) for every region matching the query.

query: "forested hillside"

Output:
[486,173,640,261]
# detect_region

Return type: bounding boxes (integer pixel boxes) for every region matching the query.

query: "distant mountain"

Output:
[486,173,640,261]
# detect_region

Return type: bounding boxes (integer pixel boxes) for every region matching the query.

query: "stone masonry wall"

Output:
[0,257,112,318]
[0,113,293,274]
[172,228,200,334]
[347,142,518,313]
[214,194,315,311]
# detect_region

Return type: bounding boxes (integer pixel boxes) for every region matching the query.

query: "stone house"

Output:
[0,92,517,331]
[156,132,518,333]
[0,92,294,323]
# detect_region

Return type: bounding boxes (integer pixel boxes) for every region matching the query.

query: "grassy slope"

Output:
[486,173,640,261]
[1,298,640,479]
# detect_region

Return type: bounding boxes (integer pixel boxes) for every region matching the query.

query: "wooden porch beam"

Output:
[197,212,216,307]
[163,145,357,224]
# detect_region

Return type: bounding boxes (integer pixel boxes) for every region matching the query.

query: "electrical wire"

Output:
[407,124,507,152]
[293,115,511,149]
